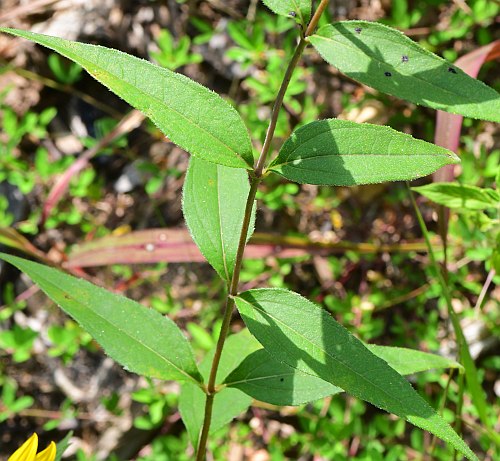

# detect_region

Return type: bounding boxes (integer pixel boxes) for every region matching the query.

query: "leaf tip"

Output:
[447,151,461,165]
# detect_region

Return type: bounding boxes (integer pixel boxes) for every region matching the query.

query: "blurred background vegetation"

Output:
[0,0,498,459]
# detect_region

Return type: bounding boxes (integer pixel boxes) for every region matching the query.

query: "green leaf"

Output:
[261,0,311,24]
[412,183,499,211]
[368,345,463,375]
[224,345,462,406]
[183,157,254,282]
[10,396,34,413]
[224,348,342,405]
[55,431,73,461]
[235,288,477,461]
[409,188,499,442]
[0,253,202,384]
[0,28,253,169]
[269,119,459,186]
[179,330,261,448]
[309,21,500,122]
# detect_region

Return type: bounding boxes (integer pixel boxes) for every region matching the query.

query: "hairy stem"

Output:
[195,2,330,459]
[254,0,329,176]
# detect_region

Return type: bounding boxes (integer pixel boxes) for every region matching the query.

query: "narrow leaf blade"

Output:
[269,119,459,186]
[55,431,73,461]
[0,28,253,169]
[66,228,205,267]
[412,183,499,211]
[183,157,254,281]
[309,21,500,122]
[235,288,477,461]
[0,253,202,384]
[0,227,44,259]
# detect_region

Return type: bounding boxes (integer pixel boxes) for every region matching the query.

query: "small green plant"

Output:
[413,167,500,275]
[0,324,38,363]
[0,378,34,422]
[47,53,82,84]
[0,102,56,195]
[1,0,499,459]
[150,29,202,71]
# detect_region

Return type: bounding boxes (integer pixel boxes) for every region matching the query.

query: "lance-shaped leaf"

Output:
[235,288,477,461]
[269,119,459,186]
[224,345,462,406]
[183,157,255,282]
[0,227,45,260]
[367,345,463,375]
[0,253,203,385]
[412,183,500,211]
[309,21,500,122]
[179,330,261,448]
[0,28,253,169]
[55,431,73,461]
[261,0,311,24]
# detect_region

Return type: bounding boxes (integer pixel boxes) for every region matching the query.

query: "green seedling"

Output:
[150,29,202,71]
[47,321,92,364]
[132,381,178,430]
[47,53,82,84]
[0,103,56,194]
[0,324,38,363]
[0,378,34,422]
[1,0,499,459]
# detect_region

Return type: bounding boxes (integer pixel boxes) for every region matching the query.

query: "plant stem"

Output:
[408,186,500,445]
[254,0,330,177]
[195,3,330,459]
[195,178,259,461]
[254,38,306,177]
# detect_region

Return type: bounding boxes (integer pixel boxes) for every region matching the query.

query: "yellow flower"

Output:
[8,433,56,461]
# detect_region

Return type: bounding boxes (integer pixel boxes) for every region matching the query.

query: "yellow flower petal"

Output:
[35,441,57,461]
[8,433,38,461]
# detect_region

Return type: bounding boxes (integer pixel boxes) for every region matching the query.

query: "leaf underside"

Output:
[413,183,500,211]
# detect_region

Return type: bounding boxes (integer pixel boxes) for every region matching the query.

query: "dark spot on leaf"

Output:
[384,71,392,77]
[401,55,409,63]
[280,378,284,382]
[355,27,362,34]
[448,67,457,74]
[289,11,296,17]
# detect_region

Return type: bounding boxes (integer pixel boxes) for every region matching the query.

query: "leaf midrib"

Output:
[237,295,420,414]
[14,30,252,168]
[271,124,450,169]
[31,264,199,384]
[85,51,249,166]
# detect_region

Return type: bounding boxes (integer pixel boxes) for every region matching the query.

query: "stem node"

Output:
[195,2,331,459]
